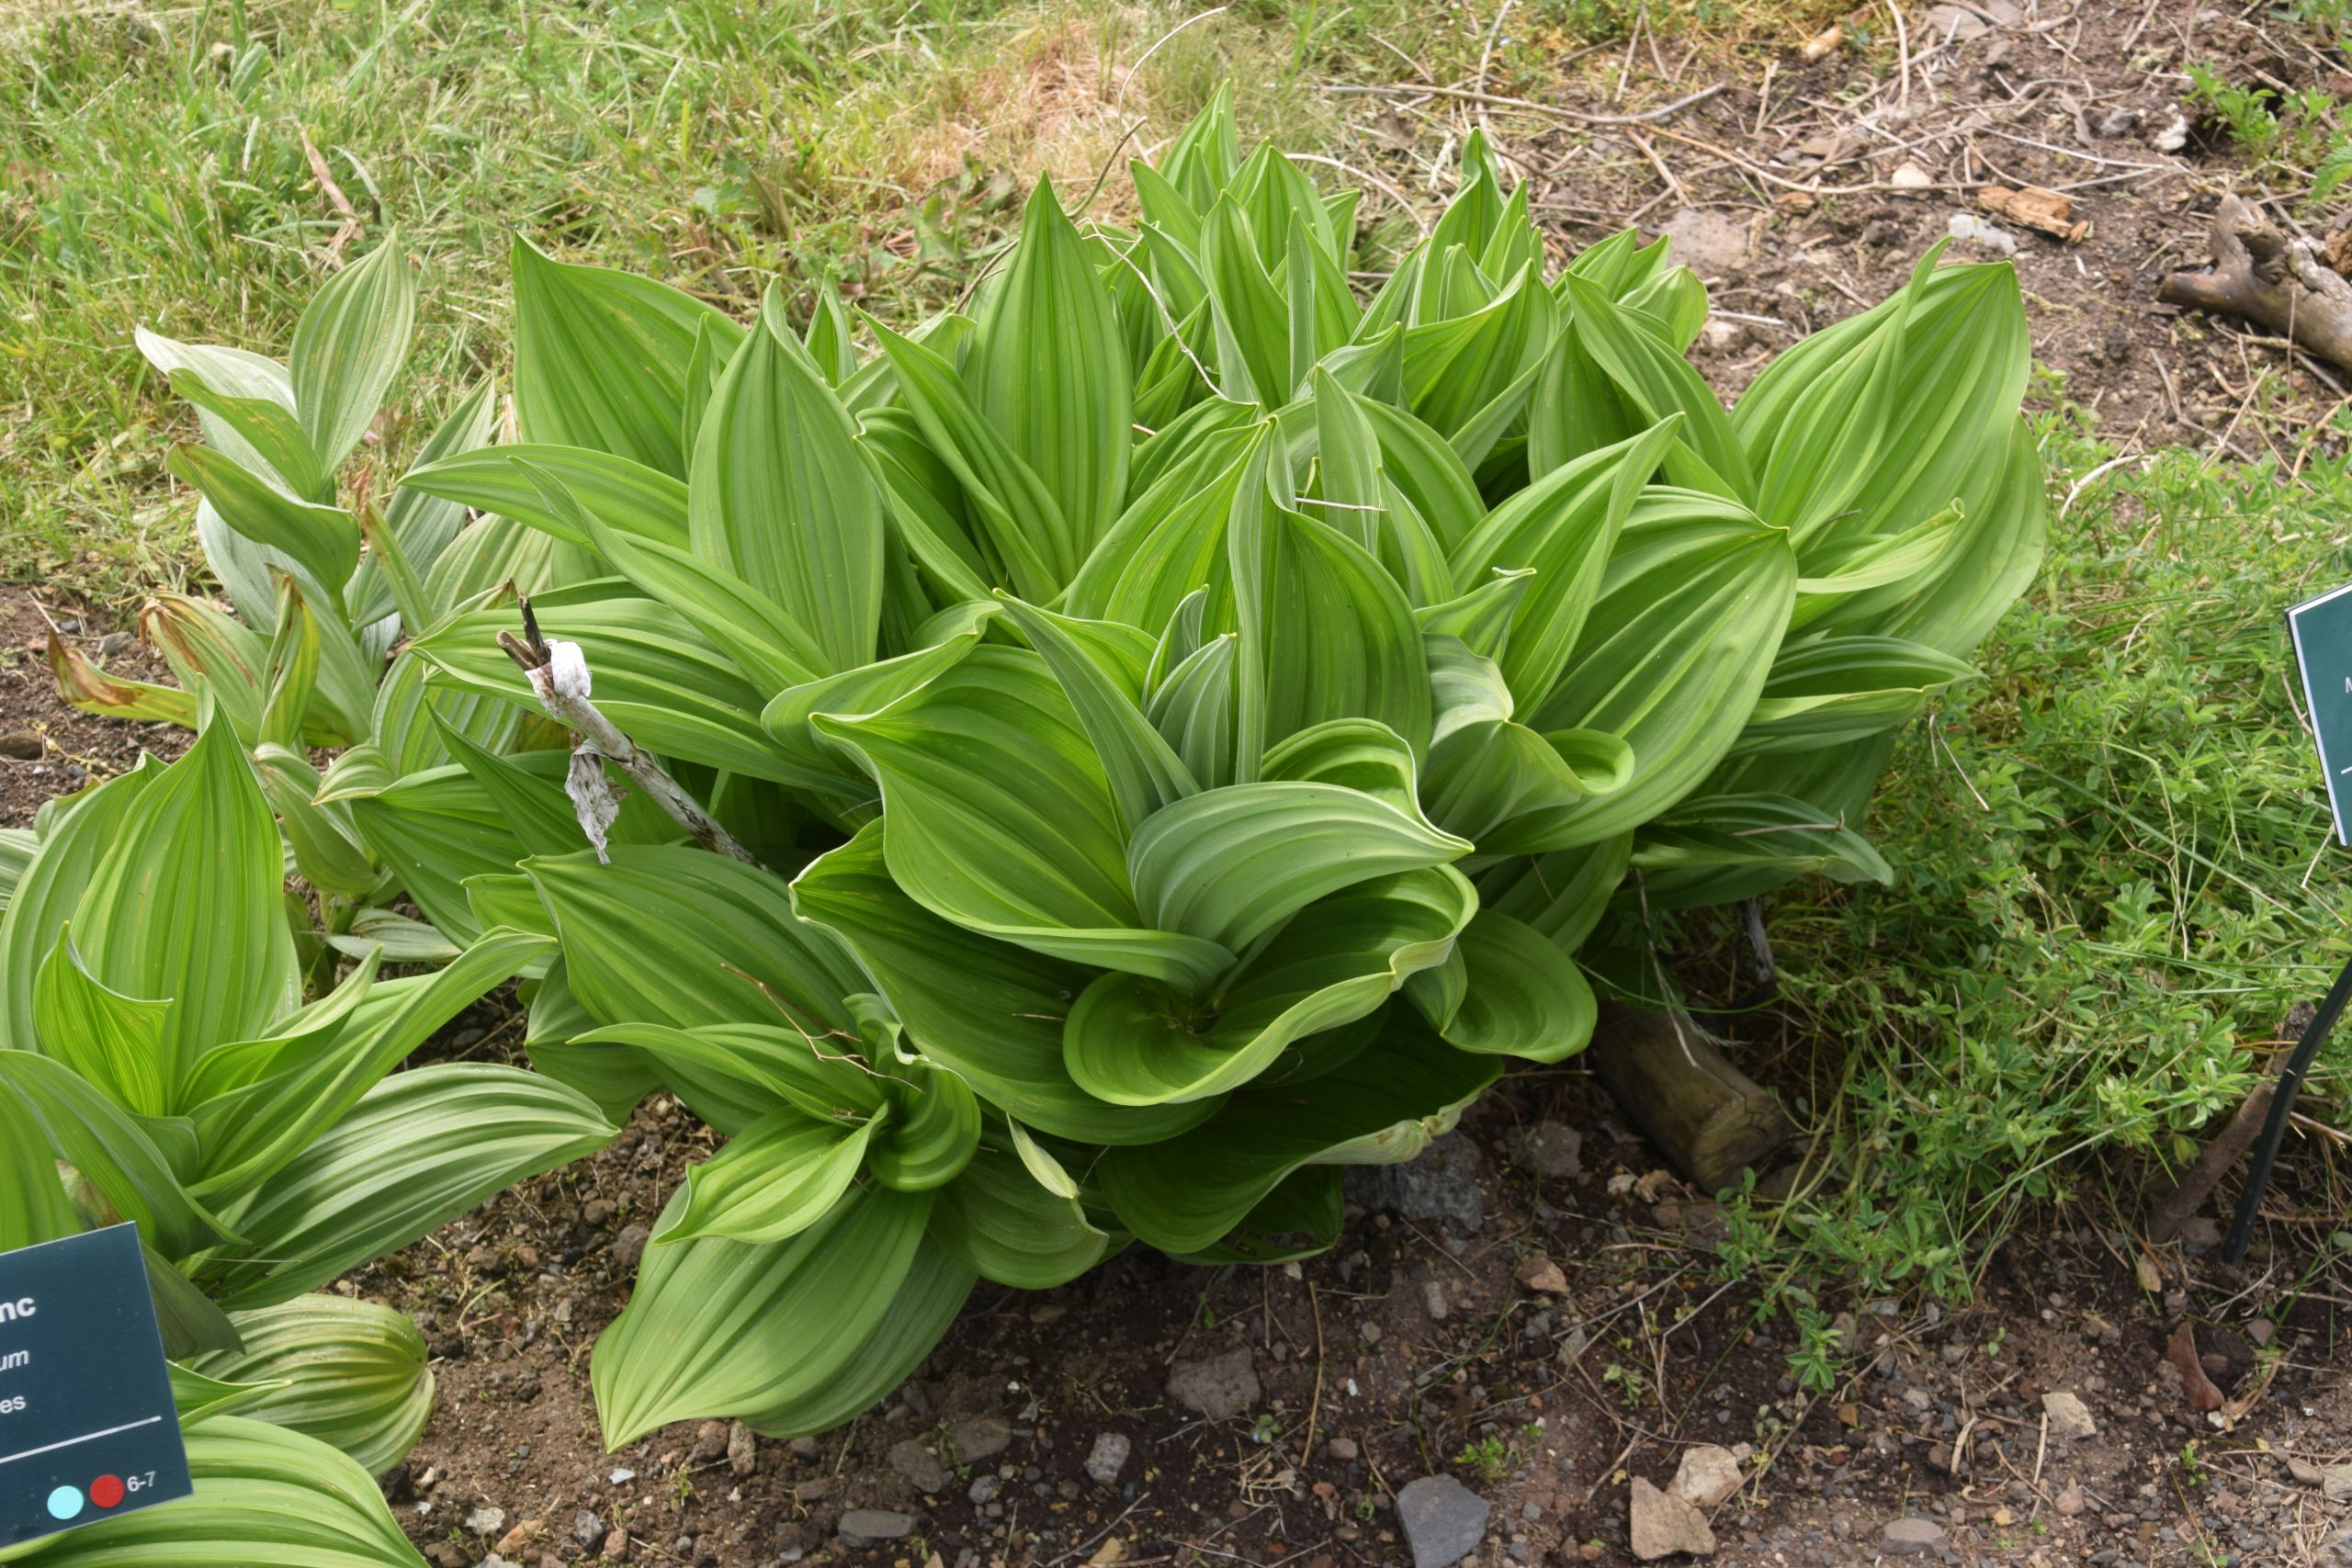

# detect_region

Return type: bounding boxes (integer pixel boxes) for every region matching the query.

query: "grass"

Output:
[1713,384,2352,1364]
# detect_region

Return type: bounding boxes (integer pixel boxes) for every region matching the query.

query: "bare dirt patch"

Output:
[0,586,184,826]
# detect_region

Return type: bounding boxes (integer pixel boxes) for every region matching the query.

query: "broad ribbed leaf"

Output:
[184,1296,432,1477]
[1480,832,1634,957]
[0,1085,78,1253]
[380,379,498,584]
[288,228,416,470]
[1517,490,1798,846]
[209,1064,614,1310]
[168,368,328,502]
[968,178,1132,552]
[1629,792,1893,908]
[168,446,359,610]
[998,594,1197,835]
[1451,421,1680,708]
[1097,1016,1498,1254]
[523,846,869,1132]
[399,444,690,550]
[761,613,993,816]
[930,1145,1118,1289]
[186,929,556,1201]
[509,238,743,477]
[68,720,300,1088]
[1066,864,1475,1105]
[867,316,1070,599]
[0,761,158,1053]
[1408,908,1594,1061]
[1126,776,1469,955]
[10,1416,425,1567]
[1229,478,1434,763]
[1731,635,1973,756]
[0,1049,236,1260]
[591,1181,946,1445]
[691,305,886,672]
[791,824,1217,1145]
[1555,273,1752,499]
[33,928,173,1118]
[813,648,1230,987]
[657,1110,878,1246]
[519,462,826,693]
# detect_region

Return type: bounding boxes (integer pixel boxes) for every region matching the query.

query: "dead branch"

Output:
[2143,1001,2311,1244]
[498,598,763,869]
[2158,195,2352,374]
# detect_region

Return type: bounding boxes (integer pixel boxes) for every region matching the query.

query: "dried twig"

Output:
[298,129,363,262]
[1317,79,1725,129]
[497,598,763,867]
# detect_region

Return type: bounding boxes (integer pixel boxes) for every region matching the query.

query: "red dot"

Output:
[88,1475,123,1509]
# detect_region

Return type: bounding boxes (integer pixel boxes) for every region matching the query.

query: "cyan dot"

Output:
[45,1485,83,1521]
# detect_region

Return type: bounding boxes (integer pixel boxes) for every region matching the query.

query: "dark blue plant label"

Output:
[0,1225,192,1546]
[2290,581,2352,846]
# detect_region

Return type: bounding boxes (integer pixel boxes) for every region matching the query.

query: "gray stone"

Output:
[949,1414,1011,1461]
[1084,1431,1131,1484]
[2324,1464,2352,1503]
[1397,1474,1490,1568]
[1883,1517,1947,1555]
[837,1510,918,1548]
[1346,1133,1485,1233]
[2041,1391,2098,1439]
[1629,1477,1715,1560]
[463,1506,507,1537]
[1168,1347,1261,1421]
[472,1557,519,1568]
[1507,1121,1583,1179]
[967,1472,1001,1506]
[1659,209,1748,279]
[1326,1437,1360,1461]
[1668,1445,1742,1510]
[0,732,42,761]
[571,1512,605,1549]
[887,1438,947,1494]
[610,1224,650,1272]
[726,1420,757,1476]
[1920,4,1989,40]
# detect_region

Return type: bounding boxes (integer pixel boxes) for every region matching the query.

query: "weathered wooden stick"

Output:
[1585,1002,1798,1194]
[2146,1001,2311,1244]
[2157,195,2352,372]
[497,600,763,869]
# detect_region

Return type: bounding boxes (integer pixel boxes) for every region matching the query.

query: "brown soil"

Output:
[0,589,185,826]
[378,1067,2352,1568]
[12,3,2352,1564]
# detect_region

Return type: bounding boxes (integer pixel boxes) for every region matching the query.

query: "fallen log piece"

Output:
[1585,1003,1799,1194]
[2158,194,2352,373]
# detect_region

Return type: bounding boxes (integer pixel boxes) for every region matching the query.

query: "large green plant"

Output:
[39,89,2041,1455]
[386,97,2038,1445]
[0,728,612,1566]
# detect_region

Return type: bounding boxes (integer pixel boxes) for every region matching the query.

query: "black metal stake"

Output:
[2223,948,2352,1261]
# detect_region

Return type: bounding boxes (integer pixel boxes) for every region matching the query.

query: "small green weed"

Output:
[2186,62,2352,200]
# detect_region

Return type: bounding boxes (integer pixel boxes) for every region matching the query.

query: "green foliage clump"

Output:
[15,88,2041,1488]
[1722,403,2352,1350]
